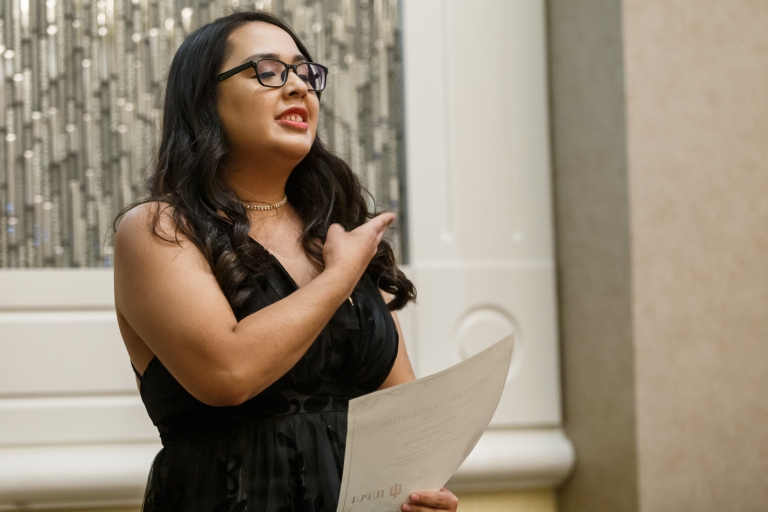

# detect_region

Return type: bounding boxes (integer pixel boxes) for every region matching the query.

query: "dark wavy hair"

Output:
[114,10,415,311]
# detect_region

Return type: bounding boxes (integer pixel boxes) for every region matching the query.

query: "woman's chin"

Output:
[273,139,314,163]
[231,135,314,167]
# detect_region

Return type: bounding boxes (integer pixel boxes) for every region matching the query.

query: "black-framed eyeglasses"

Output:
[217,59,329,92]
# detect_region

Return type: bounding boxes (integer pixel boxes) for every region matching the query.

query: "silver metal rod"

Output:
[23,149,34,206]
[33,194,43,266]
[41,199,53,262]
[69,179,83,266]
[6,133,17,217]
[0,71,5,129]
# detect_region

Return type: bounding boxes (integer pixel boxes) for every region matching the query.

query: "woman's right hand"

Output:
[322,212,396,289]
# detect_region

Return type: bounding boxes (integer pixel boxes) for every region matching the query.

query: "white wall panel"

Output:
[400,0,457,256]
[0,396,157,446]
[0,311,135,395]
[413,266,561,426]
[402,0,563,427]
[0,269,114,309]
[0,271,150,444]
[402,0,554,263]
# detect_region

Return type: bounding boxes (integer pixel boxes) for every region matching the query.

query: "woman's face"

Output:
[216,21,320,166]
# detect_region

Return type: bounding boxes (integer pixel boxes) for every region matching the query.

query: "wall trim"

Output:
[0,269,115,310]
[449,428,575,492]
[0,429,573,509]
[0,442,159,510]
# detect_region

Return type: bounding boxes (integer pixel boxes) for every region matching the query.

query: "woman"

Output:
[113,9,459,512]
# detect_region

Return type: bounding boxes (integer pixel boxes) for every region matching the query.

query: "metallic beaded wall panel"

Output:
[0,0,405,268]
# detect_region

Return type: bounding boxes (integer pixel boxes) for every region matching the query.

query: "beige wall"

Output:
[457,490,557,512]
[548,0,638,510]
[623,1,768,510]
[552,0,768,511]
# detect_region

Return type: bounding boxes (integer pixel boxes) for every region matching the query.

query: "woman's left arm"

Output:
[378,293,460,511]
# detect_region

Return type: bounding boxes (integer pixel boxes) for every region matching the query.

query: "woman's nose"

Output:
[283,68,309,96]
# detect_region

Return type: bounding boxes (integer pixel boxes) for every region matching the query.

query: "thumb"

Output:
[367,212,397,235]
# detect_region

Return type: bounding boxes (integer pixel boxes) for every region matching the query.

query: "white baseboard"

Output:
[449,428,575,492]
[0,442,160,510]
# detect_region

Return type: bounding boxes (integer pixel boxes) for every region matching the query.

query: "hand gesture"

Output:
[322,212,396,288]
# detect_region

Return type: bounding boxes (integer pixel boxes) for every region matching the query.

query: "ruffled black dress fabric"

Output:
[133,252,398,512]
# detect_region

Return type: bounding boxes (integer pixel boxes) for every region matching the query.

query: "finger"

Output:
[367,212,397,233]
[408,491,458,510]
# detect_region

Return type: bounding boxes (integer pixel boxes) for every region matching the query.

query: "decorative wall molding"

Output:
[0,442,160,510]
[448,429,575,492]
[0,269,114,310]
[0,429,574,509]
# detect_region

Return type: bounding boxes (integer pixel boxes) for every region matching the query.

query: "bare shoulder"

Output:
[114,201,208,267]
[113,201,212,311]
[115,201,187,247]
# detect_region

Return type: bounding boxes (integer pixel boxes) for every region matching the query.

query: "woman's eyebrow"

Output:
[239,53,308,65]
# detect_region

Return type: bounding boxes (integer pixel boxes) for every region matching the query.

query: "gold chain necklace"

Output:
[239,195,288,211]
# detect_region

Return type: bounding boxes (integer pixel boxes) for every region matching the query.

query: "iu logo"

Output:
[390,483,403,498]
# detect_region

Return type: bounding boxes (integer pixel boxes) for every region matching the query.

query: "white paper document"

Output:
[335,333,515,512]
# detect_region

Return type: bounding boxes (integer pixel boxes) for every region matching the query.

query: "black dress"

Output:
[132,250,399,512]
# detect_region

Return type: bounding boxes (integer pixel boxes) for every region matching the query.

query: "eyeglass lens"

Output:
[256,60,327,91]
